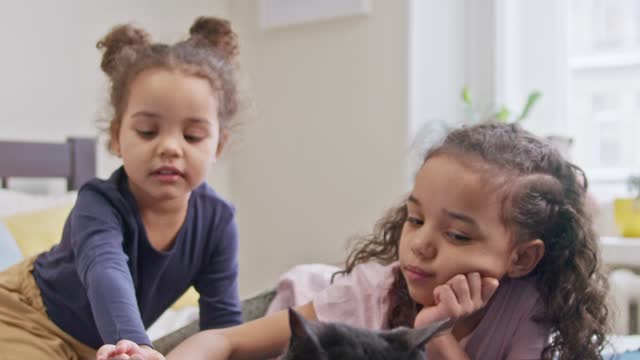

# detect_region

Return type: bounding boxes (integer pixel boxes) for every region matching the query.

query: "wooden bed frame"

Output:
[0,137,96,191]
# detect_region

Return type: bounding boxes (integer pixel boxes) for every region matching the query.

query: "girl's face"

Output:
[112,68,222,208]
[398,154,516,306]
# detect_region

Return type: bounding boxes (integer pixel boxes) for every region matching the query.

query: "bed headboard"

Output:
[0,137,96,191]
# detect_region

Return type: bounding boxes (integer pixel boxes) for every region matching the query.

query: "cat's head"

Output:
[280,308,451,360]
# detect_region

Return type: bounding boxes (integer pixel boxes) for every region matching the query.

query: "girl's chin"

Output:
[407,288,436,307]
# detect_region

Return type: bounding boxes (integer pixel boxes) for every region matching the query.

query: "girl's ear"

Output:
[507,239,545,278]
[109,137,121,157]
[215,131,229,160]
[109,121,121,157]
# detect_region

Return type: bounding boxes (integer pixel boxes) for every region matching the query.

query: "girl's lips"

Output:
[152,172,181,183]
[152,166,184,176]
[404,265,435,281]
[151,166,184,183]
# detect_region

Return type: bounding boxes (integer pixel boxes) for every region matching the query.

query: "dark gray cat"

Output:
[280,308,451,360]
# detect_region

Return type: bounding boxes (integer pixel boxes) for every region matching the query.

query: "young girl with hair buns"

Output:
[0,16,243,360]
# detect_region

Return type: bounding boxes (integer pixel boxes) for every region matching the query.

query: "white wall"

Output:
[493,0,569,137]
[408,0,468,176]
[228,0,412,296]
[0,0,231,190]
[409,0,468,129]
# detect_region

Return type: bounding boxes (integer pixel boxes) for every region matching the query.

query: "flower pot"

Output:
[614,198,640,237]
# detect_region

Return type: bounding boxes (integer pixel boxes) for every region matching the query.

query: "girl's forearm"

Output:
[167,329,231,360]
[166,304,315,360]
[426,333,470,360]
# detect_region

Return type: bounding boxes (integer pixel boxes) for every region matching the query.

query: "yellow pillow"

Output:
[2,204,199,310]
[2,204,73,257]
[173,286,199,309]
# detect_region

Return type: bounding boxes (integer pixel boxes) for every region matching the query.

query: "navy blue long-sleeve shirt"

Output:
[32,167,242,349]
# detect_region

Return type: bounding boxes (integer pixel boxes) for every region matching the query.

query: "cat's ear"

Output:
[287,308,323,356]
[406,318,452,350]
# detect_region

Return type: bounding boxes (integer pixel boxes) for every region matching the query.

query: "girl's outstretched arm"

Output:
[167,302,317,360]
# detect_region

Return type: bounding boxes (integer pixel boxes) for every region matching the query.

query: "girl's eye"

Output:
[184,134,204,143]
[446,232,471,243]
[136,130,156,138]
[406,216,424,226]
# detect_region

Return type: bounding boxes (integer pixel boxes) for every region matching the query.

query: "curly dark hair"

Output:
[339,122,610,360]
[96,16,240,153]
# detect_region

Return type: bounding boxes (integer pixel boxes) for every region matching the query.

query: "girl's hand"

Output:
[415,272,499,328]
[97,340,165,360]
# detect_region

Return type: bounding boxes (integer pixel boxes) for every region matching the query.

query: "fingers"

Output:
[467,272,483,307]
[446,273,499,305]
[416,273,501,329]
[96,340,149,360]
[438,273,501,319]
[116,340,142,355]
[96,345,116,360]
[480,277,500,302]
[435,284,459,314]
[414,284,457,327]
[447,274,473,311]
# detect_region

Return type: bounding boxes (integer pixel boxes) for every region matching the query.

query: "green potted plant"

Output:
[461,87,542,124]
[409,88,544,173]
[460,88,573,158]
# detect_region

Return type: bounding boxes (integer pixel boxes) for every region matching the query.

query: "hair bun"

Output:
[508,173,565,239]
[96,24,150,76]
[189,16,239,63]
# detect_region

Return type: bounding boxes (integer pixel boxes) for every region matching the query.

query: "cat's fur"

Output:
[280,308,451,360]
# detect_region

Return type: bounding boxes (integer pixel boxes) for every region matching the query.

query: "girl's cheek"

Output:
[446,255,507,279]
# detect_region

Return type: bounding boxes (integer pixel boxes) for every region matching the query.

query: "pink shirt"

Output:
[268,262,549,360]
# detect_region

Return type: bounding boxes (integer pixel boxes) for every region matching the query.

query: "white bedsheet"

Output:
[604,335,640,355]
[147,306,199,341]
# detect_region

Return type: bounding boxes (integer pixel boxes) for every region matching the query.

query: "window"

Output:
[568,0,640,182]
[485,0,640,198]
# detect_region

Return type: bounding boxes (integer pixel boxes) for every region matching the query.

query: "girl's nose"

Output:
[158,135,183,159]
[411,245,437,260]
[411,229,437,260]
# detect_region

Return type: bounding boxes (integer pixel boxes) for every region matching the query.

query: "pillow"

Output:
[172,287,199,310]
[0,223,23,271]
[0,188,77,217]
[2,204,73,257]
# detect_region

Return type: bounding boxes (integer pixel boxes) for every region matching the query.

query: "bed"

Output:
[0,137,96,268]
[0,137,95,191]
